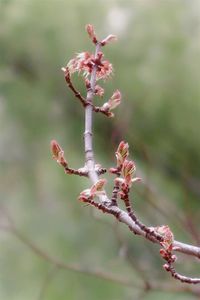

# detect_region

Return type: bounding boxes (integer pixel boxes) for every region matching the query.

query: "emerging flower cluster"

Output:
[67,51,113,80]
[63,24,117,82]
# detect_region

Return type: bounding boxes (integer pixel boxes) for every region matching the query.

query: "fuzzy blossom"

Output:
[94,85,104,97]
[101,34,117,46]
[122,159,136,186]
[155,225,174,251]
[101,90,121,117]
[65,51,113,81]
[79,179,107,201]
[96,56,113,80]
[50,140,68,168]
[67,52,93,77]
[115,141,129,167]
[85,24,98,44]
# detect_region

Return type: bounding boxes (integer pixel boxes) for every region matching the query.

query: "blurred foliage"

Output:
[0,0,200,299]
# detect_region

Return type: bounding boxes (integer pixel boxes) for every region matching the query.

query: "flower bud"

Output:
[122,160,136,186]
[51,140,61,159]
[155,225,174,251]
[163,264,170,272]
[115,141,129,167]
[90,179,107,196]
[50,140,68,168]
[86,24,98,44]
[101,90,121,117]
[101,35,117,46]
[79,179,107,202]
[108,90,121,110]
[95,85,104,97]
[78,189,91,202]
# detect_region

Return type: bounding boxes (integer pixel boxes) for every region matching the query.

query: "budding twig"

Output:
[111,180,120,206]
[165,265,200,284]
[52,24,200,286]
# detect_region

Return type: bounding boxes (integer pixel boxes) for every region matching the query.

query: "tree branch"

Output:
[55,24,200,287]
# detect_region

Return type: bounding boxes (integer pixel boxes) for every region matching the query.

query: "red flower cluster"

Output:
[94,85,104,97]
[66,51,113,81]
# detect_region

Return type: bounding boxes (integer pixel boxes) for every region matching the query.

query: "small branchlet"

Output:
[61,67,87,107]
[51,140,106,177]
[111,180,120,207]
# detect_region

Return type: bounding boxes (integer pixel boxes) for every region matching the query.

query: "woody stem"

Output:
[84,42,101,184]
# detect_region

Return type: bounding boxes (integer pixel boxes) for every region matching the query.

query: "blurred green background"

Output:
[0,0,200,299]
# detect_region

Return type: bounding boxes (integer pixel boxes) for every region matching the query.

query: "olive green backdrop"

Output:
[0,0,200,299]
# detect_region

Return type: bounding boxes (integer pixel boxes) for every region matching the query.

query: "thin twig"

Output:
[166,264,200,284]
[0,210,200,297]
[38,266,58,300]
[2,224,142,289]
[62,67,87,107]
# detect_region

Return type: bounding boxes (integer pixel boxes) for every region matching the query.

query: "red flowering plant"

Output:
[51,24,200,286]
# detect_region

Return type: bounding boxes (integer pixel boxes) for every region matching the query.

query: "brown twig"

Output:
[93,105,113,117]
[165,264,200,284]
[62,67,87,107]
[111,180,120,206]
[120,185,164,243]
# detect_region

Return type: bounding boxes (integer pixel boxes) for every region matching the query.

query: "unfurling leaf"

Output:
[115,141,129,167]
[86,24,98,44]
[101,35,117,46]
[50,140,68,168]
